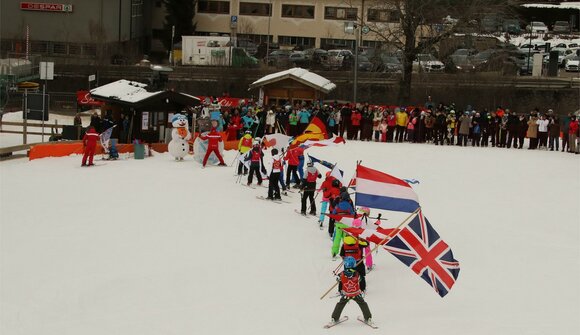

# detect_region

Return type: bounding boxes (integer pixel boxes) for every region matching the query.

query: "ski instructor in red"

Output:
[81,126,99,166]
[200,127,226,167]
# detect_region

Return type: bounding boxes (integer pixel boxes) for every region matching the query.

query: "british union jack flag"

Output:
[384,210,460,297]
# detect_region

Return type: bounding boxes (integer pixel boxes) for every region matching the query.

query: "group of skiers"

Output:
[235,132,376,328]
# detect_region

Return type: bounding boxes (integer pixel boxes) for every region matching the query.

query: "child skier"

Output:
[328,256,374,328]
[300,161,321,215]
[267,148,282,200]
[81,126,99,166]
[245,141,263,186]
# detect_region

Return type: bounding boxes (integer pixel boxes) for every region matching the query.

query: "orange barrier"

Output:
[28,137,232,160]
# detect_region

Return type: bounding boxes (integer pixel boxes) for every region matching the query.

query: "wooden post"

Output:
[319,207,421,300]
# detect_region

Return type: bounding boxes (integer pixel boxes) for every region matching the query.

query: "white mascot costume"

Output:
[168,114,191,160]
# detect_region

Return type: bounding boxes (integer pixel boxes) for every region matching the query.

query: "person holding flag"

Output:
[326,256,374,328]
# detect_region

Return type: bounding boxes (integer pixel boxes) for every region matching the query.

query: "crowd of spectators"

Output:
[197,98,580,154]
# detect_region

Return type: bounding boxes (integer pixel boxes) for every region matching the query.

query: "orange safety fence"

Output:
[29,132,237,160]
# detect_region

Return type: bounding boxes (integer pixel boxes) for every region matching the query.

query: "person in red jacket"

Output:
[284,145,304,188]
[199,127,226,167]
[81,126,99,166]
[350,108,362,140]
[569,115,579,154]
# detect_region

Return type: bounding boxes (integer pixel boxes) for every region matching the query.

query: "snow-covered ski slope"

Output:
[1,137,579,335]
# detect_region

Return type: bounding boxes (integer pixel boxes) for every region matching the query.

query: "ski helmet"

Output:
[245,130,251,135]
[343,256,356,270]
[332,179,340,188]
[307,161,314,167]
[271,148,278,155]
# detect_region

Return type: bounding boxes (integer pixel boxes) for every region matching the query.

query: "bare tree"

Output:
[362,0,515,103]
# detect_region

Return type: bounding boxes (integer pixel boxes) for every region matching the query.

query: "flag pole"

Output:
[319,207,421,300]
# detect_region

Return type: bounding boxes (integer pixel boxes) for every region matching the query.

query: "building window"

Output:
[369,9,400,23]
[320,38,355,50]
[132,0,143,17]
[362,40,383,49]
[53,43,67,54]
[324,7,358,20]
[278,35,315,48]
[240,2,271,16]
[281,5,315,19]
[238,34,272,44]
[198,1,230,14]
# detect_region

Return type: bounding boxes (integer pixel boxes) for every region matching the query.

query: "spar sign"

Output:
[20,2,73,12]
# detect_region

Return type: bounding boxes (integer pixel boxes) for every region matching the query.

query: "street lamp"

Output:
[266,0,272,66]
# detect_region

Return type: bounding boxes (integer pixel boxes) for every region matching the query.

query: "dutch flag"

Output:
[355,165,420,213]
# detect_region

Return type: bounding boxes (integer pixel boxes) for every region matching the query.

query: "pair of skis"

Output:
[256,195,291,204]
[323,316,378,329]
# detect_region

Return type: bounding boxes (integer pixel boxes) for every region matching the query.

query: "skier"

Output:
[237,130,253,175]
[341,235,369,290]
[81,126,99,166]
[318,172,337,225]
[326,179,342,238]
[284,145,303,188]
[352,218,374,271]
[300,161,321,215]
[245,141,263,186]
[199,127,226,167]
[267,148,282,200]
[328,256,374,328]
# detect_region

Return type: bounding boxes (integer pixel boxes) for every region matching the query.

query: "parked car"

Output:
[445,55,476,72]
[526,21,548,34]
[289,51,308,67]
[564,55,580,72]
[267,50,291,67]
[302,48,328,66]
[413,54,445,72]
[503,19,522,34]
[552,21,571,34]
[372,55,403,73]
[323,49,354,70]
[357,55,374,72]
[450,48,478,57]
[237,39,258,56]
[471,49,499,67]
[554,42,579,49]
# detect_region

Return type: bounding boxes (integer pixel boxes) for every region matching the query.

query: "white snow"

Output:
[89,79,157,104]
[1,120,579,334]
[250,68,337,93]
[522,2,580,10]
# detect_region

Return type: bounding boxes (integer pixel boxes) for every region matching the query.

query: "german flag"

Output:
[291,116,329,145]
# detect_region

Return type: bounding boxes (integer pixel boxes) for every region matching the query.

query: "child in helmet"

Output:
[318,171,339,225]
[237,130,253,175]
[330,256,373,326]
[352,217,374,271]
[267,148,283,200]
[300,161,321,215]
[244,140,263,186]
[340,234,369,289]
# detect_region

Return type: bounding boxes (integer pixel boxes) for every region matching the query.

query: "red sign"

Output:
[20,2,73,12]
[76,90,104,107]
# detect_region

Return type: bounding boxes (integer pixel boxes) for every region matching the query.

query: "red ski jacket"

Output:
[200,129,223,149]
[83,128,99,148]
